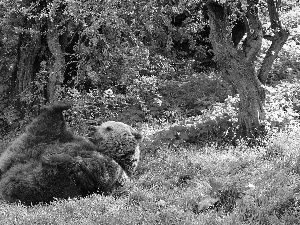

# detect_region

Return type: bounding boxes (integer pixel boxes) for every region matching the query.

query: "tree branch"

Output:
[257,0,289,84]
[242,0,263,62]
[268,0,282,29]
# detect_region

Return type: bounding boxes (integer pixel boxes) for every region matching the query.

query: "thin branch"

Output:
[257,0,289,84]
[268,0,282,30]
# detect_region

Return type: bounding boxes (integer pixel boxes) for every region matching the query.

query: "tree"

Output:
[204,0,289,140]
[0,0,292,140]
[0,0,147,115]
[0,0,67,114]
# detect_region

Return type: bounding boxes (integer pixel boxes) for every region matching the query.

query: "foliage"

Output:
[260,5,300,83]
[264,82,300,128]
[1,0,298,131]
[63,84,152,132]
[144,80,300,148]
[61,69,231,136]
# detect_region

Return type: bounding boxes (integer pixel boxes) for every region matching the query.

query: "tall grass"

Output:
[1,123,300,225]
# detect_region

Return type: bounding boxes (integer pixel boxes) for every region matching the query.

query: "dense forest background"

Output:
[0,0,299,144]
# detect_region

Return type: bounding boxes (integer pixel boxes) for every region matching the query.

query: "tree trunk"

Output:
[46,21,65,102]
[10,32,43,111]
[0,29,10,112]
[206,1,266,139]
[221,59,265,138]
[7,0,67,114]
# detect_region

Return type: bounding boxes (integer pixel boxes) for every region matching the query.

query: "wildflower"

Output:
[104,89,115,97]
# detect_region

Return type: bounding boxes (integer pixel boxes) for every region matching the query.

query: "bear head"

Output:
[88,121,143,177]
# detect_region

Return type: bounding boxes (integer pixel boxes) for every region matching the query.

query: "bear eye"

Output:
[106,126,112,131]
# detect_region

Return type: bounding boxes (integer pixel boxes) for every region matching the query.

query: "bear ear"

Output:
[106,126,113,131]
[39,101,72,114]
[131,129,143,141]
[88,125,97,131]
[87,126,97,136]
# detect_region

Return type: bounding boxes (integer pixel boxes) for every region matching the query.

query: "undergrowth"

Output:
[1,121,300,224]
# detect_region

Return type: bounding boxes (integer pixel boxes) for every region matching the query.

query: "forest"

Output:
[0,0,300,224]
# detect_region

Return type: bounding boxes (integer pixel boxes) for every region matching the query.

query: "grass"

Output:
[1,122,300,225]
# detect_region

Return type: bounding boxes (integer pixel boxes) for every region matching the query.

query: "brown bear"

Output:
[0,102,90,175]
[40,121,143,198]
[88,121,143,177]
[0,102,143,205]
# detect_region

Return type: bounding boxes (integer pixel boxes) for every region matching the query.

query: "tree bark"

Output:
[206,1,266,139]
[258,0,289,84]
[0,29,10,112]
[222,59,265,137]
[46,21,65,102]
[6,0,67,113]
[10,31,42,109]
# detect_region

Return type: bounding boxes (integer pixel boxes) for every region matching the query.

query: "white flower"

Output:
[104,89,115,98]
[104,89,114,96]
[154,98,162,106]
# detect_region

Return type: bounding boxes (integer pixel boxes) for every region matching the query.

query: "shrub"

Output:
[144,81,300,148]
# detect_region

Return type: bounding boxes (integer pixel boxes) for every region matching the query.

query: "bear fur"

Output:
[88,121,143,177]
[0,102,143,205]
[0,102,81,175]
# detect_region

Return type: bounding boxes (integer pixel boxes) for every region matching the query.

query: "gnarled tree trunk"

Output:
[206,1,266,139]
[7,0,67,114]
[205,0,289,140]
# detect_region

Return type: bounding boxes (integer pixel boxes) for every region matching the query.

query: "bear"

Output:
[0,101,82,175]
[0,102,143,205]
[40,121,143,197]
[0,149,131,205]
[42,121,143,177]
[87,121,143,177]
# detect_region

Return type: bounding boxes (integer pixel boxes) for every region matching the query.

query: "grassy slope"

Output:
[1,124,300,225]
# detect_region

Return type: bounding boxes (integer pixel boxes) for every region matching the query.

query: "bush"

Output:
[144,81,300,148]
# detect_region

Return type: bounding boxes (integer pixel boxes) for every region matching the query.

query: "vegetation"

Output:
[0,0,300,224]
[1,127,300,224]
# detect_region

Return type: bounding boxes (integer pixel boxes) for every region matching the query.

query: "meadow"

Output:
[0,118,300,224]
